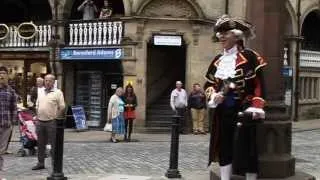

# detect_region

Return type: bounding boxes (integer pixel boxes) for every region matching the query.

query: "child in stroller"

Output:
[17,105,38,157]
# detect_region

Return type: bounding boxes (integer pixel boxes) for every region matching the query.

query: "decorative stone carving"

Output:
[122,59,137,76]
[140,0,198,18]
[136,21,145,49]
[123,47,133,57]
[192,25,200,46]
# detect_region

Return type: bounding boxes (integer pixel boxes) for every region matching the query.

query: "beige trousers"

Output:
[191,108,206,132]
[0,126,12,170]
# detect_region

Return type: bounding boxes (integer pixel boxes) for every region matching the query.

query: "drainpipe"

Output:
[225,0,229,14]
[50,0,58,77]
[293,0,302,122]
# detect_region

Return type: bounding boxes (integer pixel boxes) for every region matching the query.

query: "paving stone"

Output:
[0,130,319,179]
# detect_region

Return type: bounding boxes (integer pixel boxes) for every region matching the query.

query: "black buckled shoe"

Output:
[32,164,45,170]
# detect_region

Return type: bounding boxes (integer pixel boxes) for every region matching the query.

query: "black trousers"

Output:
[124,119,133,138]
[233,115,259,174]
[216,106,237,166]
[175,107,186,133]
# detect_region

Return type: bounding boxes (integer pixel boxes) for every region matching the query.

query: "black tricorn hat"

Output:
[214,14,255,39]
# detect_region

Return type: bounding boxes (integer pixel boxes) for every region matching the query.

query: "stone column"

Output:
[121,43,146,128]
[246,0,296,178]
[48,0,65,90]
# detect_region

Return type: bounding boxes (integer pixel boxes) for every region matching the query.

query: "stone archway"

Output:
[285,1,298,36]
[301,10,320,51]
[136,0,204,18]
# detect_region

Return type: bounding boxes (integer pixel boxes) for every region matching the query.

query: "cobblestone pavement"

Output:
[1,130,319,180]
[292,130,320,179]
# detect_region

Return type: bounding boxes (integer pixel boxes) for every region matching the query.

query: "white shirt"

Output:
[36,88,65,121]
[214,45,238,80]
[170,88,188,110]
[37,87,45,97]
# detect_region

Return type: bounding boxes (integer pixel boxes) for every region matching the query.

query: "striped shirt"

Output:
[0,85,17,127]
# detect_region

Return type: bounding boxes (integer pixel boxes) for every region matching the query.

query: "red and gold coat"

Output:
[205,48,267,164]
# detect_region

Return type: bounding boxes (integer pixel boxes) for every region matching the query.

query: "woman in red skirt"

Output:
[123,84,137,141]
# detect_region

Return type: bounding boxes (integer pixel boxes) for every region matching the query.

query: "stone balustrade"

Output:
[67,20,123,46]
[300,50,320,68]
[0,23,51,48]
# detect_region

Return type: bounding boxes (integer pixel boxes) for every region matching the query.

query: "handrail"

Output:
[147,67,179,105]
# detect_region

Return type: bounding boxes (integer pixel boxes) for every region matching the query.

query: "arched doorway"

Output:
[146,35,187,130]
[69,0,125,19]
[301,10,320,51]
[140,0,204,131]
[0,0,52,22]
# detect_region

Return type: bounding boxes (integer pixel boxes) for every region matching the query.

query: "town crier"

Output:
[205,15,267,180]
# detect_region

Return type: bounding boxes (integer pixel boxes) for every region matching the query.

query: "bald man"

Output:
[32,74,65,170]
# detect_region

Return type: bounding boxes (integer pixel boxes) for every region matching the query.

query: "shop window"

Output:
[0,60,47,107]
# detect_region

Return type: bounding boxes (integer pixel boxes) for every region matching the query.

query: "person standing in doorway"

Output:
[99,0,113,19]
[0,66,17,172]
[107,87,125,143]
[188,83,206,135]
[77,0,98,20]
[30,77,44,110]
[123,84,137,142]
[170,81,188,134]
[32,74,65,170]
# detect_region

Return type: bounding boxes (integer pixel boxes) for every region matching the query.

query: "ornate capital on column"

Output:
[122,59,137,76]
[136,21,146,49]
[192,25,200,46]
[122,46,136,76]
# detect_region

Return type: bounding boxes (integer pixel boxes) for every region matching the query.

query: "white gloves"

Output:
[245,107,265,119]
[208,92,221,108]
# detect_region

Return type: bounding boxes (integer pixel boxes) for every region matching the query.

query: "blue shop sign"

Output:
[282,66,293,77]
[60,48,123,60]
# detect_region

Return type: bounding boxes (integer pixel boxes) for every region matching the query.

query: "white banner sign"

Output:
[154,35,182,46]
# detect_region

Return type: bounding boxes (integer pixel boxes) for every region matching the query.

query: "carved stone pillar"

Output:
[209,0,315,179]
[246,0,294,178]
[246,0,313,178]
[49,0,65,90]
[121,45,146,128]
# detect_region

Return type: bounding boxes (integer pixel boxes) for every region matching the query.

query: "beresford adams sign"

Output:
[17,22,38,40]
[0,24,9,40]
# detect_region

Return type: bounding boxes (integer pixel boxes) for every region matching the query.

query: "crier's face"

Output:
[218,31,237,50]
[0,70,8,85]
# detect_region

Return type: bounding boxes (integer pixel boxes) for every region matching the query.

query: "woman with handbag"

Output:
[123,84,137,142]
[106,87,125,143]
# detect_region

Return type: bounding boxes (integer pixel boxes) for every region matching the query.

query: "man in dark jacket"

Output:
[188,83,206,135]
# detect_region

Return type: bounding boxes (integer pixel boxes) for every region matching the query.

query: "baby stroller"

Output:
[16,108,38,157]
